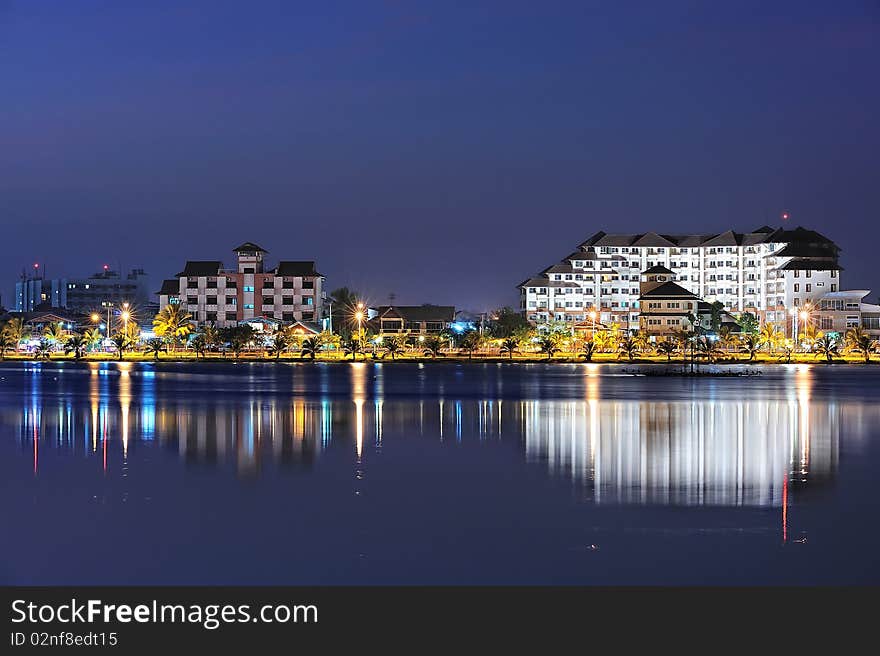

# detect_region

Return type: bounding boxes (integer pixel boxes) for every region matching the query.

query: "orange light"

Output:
[91,313,100,322]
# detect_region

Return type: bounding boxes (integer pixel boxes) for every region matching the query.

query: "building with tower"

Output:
[158,242,325,327]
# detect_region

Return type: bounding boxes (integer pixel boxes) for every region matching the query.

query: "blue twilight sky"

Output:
[1,0,878,311]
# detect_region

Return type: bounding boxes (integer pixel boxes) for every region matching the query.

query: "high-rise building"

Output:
[159,242,324,327]
[15,267,151,313]
[519,226,841,331]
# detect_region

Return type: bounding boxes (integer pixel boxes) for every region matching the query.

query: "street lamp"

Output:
[789,307,799,343]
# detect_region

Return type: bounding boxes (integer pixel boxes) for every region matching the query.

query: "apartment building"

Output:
[159,242,324,327]
[519,225,841,331]
[814,290,880,339]
[15,267,150,313]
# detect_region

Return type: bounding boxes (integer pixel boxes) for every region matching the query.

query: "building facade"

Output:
[370,305,456,336]
[519,226,841,331]
[813,290,880,339]
[159,243,324,327]
[15,267,151,313]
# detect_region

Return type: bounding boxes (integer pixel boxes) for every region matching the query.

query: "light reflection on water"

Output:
[5,362,875,511]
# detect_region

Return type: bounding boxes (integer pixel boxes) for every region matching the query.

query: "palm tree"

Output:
[422,336,444,359]
[267,331,291,359]
[83,327,103,352]
[144,337,167,361]
[633,331,650,352]
[111,332,132,361]
[696,336,721,363]
[759,324,782,355]
[382,334,404,360]
[656,340,678,362]
[64,333,87,360]
[717,326,738,355]
[538,335,560,361]
[458,331,483,359]
[0,327,17,360]
[201,324,220,353]
[300,336,322,360]
[152,304,194,351]
[617,335,640,362]
[813,334,840,363]
[741,333,761,361]
[777,342,794,364]
[34,338,52,360]
[845,326,876,362]
[4,317,27,345]
[43,322,66,345]
[342,336,363,361]
[801,323,822,352]
[191,334,207,359]
[499,337,520,360]
[578,339,597,362]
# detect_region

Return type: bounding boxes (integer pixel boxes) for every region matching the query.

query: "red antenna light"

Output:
[781,211,790,221]
[103,264,109,270]
[33,263,39,269]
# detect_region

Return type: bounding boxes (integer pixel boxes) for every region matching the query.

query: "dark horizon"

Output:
[3,1,879,312]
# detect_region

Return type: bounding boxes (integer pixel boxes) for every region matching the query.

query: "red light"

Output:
[33,263,39,269]
[103,264,109,270]
[781,211,790,221]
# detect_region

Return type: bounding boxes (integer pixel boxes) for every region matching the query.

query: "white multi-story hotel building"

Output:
[158,242,324,327]
[519,225,841,331]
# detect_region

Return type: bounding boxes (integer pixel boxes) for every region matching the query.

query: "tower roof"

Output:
[232,242,268,253]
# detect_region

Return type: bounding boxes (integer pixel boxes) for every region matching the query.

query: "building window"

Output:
[794,284,799,292]
[302,280,314,289]
[243,267,254,274]
[263,297,273,305]
[226,312,237,321]
[283,281,294,289]
[244,304,254,309]
[243,286,255,292]
[282,296,294,306]
[305,297,313,305]
[187,296,197,305]
[206,296,217,305]
[226,297,236,305]
[806,284,811,292]
[283,312,294,321]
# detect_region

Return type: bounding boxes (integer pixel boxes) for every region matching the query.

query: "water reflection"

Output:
[5,363,877,512]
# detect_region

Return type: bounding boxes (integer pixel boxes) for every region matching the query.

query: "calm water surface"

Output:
[2,361,879,585]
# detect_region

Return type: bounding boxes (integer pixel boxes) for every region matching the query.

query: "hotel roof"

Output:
[578,225,836,250]
[232,242,268,253]
[178,261,222,277]
[639,281,700,299]
[273,261,322,277]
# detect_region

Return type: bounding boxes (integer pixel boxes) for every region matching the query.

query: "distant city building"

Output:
[15,267,151,313]
[159,242,324,327]
[370,305,456,335]
[519,226,842,333]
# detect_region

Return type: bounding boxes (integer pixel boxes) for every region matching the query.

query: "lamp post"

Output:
[789,307,799,343]
[354,302,365,346]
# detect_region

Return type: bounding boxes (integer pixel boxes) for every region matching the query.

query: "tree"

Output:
[64,333,87,360]
[759,324,783,355]
[717,326,738,355]
[300,336,323,360]
[845,326,876,362]
[382,334,404,360]
[633,331,650,352]
[656,340,678,362]
[110,332,132,361]
[709,301,725,333]
[593,330,615,353]
[578,339,597,362]
[342,336,364,361]
[812,334,839,363]
[191,334,208,359]
[741,333,761,361]
[458,331,483,359]
[801,323,823,352]
[696,336,721,363]
[499,337,520,360]
[737,312,759,335]
[538,335,560,360]
[201,324,220,353]
[777,341,794,364]
[221,325,255,358]
[83,327,103,352]
[488,307,531,339]
[328,288,362,333]
[152,304,194,350]
[617,335,640,362]
[422,336,444,359]
[4,317,26,345]
[43,322,66,346]
[0,327,17,359]
[267,331,291,359]
[144,337,167,361]
[34,338,52,360]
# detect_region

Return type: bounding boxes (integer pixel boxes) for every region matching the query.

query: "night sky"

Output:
[2,1,878,312]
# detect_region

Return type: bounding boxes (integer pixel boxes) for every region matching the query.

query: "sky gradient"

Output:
[2,0,878,311]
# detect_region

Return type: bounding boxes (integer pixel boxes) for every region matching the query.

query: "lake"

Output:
[1,361,878,585]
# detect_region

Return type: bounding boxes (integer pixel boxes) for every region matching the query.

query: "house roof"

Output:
[178,261,222,277]
[563,250,597,261]
[273,261,322,277]
[232,242,268,253]
[157,279,179,295]
[375,305,456,322]
[542,263,577,274]
[775,259,843,271]
[639,281,700,299]
[286,320,322,334]
[642,265,675,275]
[519,278,581,288]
